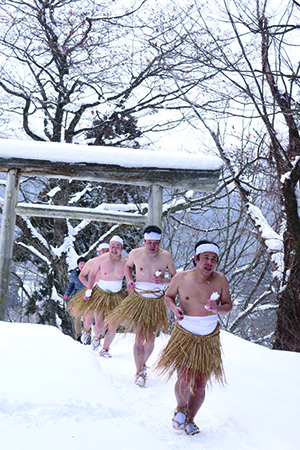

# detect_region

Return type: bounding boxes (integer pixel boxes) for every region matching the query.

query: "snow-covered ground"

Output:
[0,321,299,450]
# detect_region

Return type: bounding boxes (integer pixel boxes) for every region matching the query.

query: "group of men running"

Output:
[65,225,232,436]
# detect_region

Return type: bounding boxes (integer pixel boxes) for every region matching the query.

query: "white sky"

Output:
[0,138,223,171]
[0,321,299,450]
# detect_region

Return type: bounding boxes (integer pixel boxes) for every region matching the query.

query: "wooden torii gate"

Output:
[0,139,223,319]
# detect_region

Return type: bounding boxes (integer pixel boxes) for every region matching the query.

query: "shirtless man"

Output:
[107,225,176,386]
[79,242,109,287]
[155,239,232,435]
[67,237,126,356]
[76,242,109,346]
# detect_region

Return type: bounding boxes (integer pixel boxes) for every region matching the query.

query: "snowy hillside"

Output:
[0,322,299,450]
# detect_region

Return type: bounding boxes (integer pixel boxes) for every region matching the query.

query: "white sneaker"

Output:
[99,348,112,358]
[91,336,101,351]
[81,328,91,345]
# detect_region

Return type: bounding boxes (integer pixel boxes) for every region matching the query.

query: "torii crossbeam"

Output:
[0,139,223,318]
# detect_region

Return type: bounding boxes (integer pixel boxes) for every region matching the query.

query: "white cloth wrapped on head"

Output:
[144,232,161,241]
[97,243,109,251]
[109,236,123,245]
[195,243,219,256]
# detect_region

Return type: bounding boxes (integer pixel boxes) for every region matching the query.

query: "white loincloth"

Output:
[180,315,218,336]
[96,279,122,293]
[135,281,165,298]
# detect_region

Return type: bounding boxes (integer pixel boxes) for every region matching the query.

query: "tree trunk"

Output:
[273,261,300,351]
[273,165,300,351]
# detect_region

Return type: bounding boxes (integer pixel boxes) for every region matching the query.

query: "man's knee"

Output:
[146,328,157,343]
[135,333,144,347]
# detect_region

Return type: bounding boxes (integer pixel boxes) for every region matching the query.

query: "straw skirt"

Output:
[105,289,169,340]
[67,284,125,318]
[155,321,225,391]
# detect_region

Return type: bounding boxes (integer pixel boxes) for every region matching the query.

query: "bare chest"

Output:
[179,278,220,307]
[135,254,168,281]
[100,259,125,280]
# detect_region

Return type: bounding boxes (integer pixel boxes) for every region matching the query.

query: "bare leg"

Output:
[143,331,156,363]
[74,316,82,340]
[134,327,156,372]
[187,377,206,418]
[102,323,117,350]
[81,313,93,344]
[94,310,106,338]
[174,377,189,409]
[175,369,206,419]
[83,313,94,331]
[134,332,145,373]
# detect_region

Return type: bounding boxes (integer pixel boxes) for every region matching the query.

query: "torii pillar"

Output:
[0,169,20,319]
[148,185,163,228]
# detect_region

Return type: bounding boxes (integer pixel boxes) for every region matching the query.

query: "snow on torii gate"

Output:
[0,139,223,318]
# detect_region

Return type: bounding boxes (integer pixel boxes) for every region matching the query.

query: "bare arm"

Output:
[79,265,89,287]
[205,275,232,315]
[87,261,100,290]
[153,253,177,285]
[84,260,101,299]
[125,250,135,292]
[164,274,184,320]
[166,255,177,281]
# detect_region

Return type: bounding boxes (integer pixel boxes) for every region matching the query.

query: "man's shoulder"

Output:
[212,270,226,278]
[211,271,228,283]
[158,247,171,255]
[86,254,106,270]
[173,269,193,281]
[129,247,144,257]
[157,247,174,261]
[94,253,108,263]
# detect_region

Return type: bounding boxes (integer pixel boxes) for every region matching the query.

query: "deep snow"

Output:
[0,322,299,450]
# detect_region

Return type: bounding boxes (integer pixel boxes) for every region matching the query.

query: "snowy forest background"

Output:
[0,0,300,352]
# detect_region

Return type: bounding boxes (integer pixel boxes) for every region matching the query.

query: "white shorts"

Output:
[180,315,218,336]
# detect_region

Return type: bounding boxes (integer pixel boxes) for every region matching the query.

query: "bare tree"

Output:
[0,0,291,348]
[155,0,300,351]
[1,0,233,336]
[0,0,196,143]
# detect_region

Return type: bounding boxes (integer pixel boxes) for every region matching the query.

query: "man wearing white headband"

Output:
[97,242,110,252]
[66,242,109,345]
[155,239,232,436]
[106,225,176,387]
[68,236,127,357]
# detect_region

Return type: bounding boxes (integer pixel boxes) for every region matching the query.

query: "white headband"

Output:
[195,243,219,256]
[97,243,109,251]
[144,232,161,241]
[109,235,123,245]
